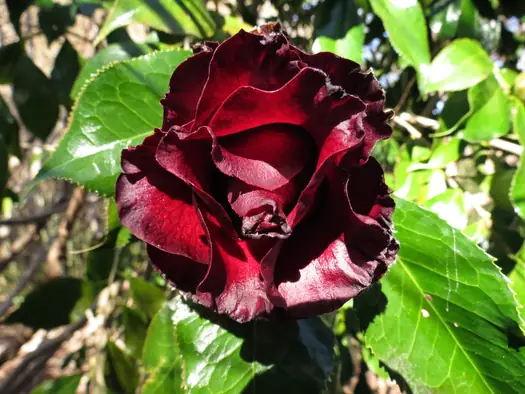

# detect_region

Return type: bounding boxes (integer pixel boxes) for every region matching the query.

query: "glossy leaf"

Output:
[422,39,493,94]
[437,90,471,136]
[430,0,461,41]
[462,76,511,142]
[510,243,525,318]
[31,374,82,394]
[34,50,191,195]
[369,0,430,69]
[7,278,83,329]
[142,298,334,394]
[13,56,59,140]
[95,0,216,45]
[312,24,365,64]
[71,42,152,101]
[511,98,525,219]
[424,188,468,230]
[51,39,81,107]
[366,198,525,393]
[128,277,165,320]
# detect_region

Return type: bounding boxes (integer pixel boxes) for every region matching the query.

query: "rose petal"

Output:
[161,46,215,130]
[147,245,209,293]
[156,129,236,235]
[116,135,209,264]
[193,29,301,128]
[212,124,312,191]
[207,67,365,141]
[267,166,396,317]
[227,178,298,239]
[196,206,274,322]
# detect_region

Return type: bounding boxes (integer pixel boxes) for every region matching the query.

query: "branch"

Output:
[396,112,523,157]
[0,225,39,275]
[0,200,68,226]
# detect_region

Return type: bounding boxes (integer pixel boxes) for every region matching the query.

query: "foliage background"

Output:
[1,0,525,393]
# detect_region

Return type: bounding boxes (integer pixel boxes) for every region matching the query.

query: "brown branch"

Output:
[0,200,68,226]
[45,187,86,278]
[0,225,39,275]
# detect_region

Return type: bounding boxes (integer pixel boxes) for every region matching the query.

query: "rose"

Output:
[116,24,399,322]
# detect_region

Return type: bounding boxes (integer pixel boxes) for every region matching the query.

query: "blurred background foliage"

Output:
[1,0,525,393]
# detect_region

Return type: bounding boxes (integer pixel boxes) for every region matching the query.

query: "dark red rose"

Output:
[116,24,398,322]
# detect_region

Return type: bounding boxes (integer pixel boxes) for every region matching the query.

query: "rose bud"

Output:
[116,23,399,322]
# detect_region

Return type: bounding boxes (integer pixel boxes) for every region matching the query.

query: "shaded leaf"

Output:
[31,374,82,394]
[313,0,361,39]
[7,278,83,329]
[95,0,216,45]
[71,42,152,101]
[34,50,191,195]
[128,277,165,320]
[106,340,139,394]
[122,305,148,358]
[52,39,81,107]
[370,0,430,69]
[142,298,334,394]
[422,39,493,94]
[13,56,59,140]
[366,198,525,393]
[39,4,77,43]
[0,42,23,84]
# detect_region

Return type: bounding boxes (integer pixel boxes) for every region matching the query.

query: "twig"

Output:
[398,112,524,157]
[0,247,48,317]
[45,187,86,278]
[393,75,416,114]
[0,200,68,226]
[392,115,423,139]
[0,225,39,275]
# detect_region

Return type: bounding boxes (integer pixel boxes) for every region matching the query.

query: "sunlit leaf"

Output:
[422,39,493,94]
[95,0,215,45]
[33,50,191,195]
[366,198,525,393]
[510,97,525,219]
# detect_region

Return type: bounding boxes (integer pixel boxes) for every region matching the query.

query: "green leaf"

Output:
[122,305,148,358]
[0,96,18,192]
[71,42,152,101]
[128,277,165,320]
[313,0,361,39]
[510,97,525,219]
[34,50,191,195]
[424,188,468,230]
[510,243,525,318]
[312,24,365,64]
[106,340,139,394]
[31,374,82,394]
[95,0,215,45]
[13,56,59,140]
[369,0,430,69]
[436,90,471,137]
[462,75,511,142]
[52,39,81,107]
[142,298,334,394]
[7,278,83,329]
[422,39,493,94]
[366,198,525,393]
[430,0,461,42]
